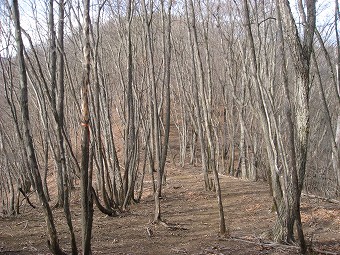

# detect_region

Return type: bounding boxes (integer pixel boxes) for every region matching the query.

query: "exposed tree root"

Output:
[91,187,117,217]
[228,236,299,249]
[227,236,339,255]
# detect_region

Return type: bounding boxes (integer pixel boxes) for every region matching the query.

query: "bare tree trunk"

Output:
[335,116,340,193]
[49,0,64,208]
[310,44,340,197]
[334,0,340,194]
[1,55,35,192]
[80,0,93,253]
[42,123,50,202]
[185,0,210,191]
[141,0,162,223]
[0,130,15,215]
[278,1,315,253]
[122,0,137,209]
[57,1,77,254]
[187,0,227,235]
[158,0,172,204]
[242,0,285,246]
[12,1,65,254]
[239,107,247,179]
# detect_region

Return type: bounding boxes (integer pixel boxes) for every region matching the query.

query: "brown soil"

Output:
[0,164,339,255]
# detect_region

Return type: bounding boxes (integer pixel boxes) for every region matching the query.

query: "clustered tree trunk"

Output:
[242,0,316,252]
[12,0,65,254]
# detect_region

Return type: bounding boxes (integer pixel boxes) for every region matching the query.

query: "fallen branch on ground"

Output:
[159,220,189,230]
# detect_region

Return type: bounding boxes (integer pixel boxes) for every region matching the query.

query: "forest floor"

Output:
[0,163,340,255]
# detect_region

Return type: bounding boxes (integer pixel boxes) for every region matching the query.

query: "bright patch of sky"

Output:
[315,0,337,43]
[290,0,338,44]
[0,0,77,57]
[0,0,49,57]
[0,0,339,57]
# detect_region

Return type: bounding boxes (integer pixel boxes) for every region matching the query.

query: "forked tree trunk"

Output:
[279,1,315,253]
[242,0,315,253]
[243,0,315,253]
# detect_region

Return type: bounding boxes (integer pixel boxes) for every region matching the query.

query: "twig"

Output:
[17,220,29,230]
[159,220,188,230]
[146,227,153,237]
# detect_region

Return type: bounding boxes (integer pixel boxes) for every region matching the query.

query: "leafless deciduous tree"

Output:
[12,0,65,253]
[80,0,94,254]
[1,0,339,253]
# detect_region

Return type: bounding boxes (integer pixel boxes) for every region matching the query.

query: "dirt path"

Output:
[1,164,339,254]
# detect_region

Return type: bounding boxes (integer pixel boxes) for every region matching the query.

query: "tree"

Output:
[277,1,315,252]
[333,0,340,193]
[12,0,65,253]
[1,0,339,253]
[57,1,77,253]
[186,0,227,235]
[80,0,94,253]
[242,0,316,252]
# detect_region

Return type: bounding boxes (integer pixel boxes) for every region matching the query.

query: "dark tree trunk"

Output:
[49,0,64,208]
[57,1,77,254]
[12,0,65,254]
[80,0,93,254]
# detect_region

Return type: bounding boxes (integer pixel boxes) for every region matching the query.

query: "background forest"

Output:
[0,0,339,254]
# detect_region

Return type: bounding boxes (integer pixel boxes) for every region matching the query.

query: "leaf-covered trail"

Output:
[0,164,339,254]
